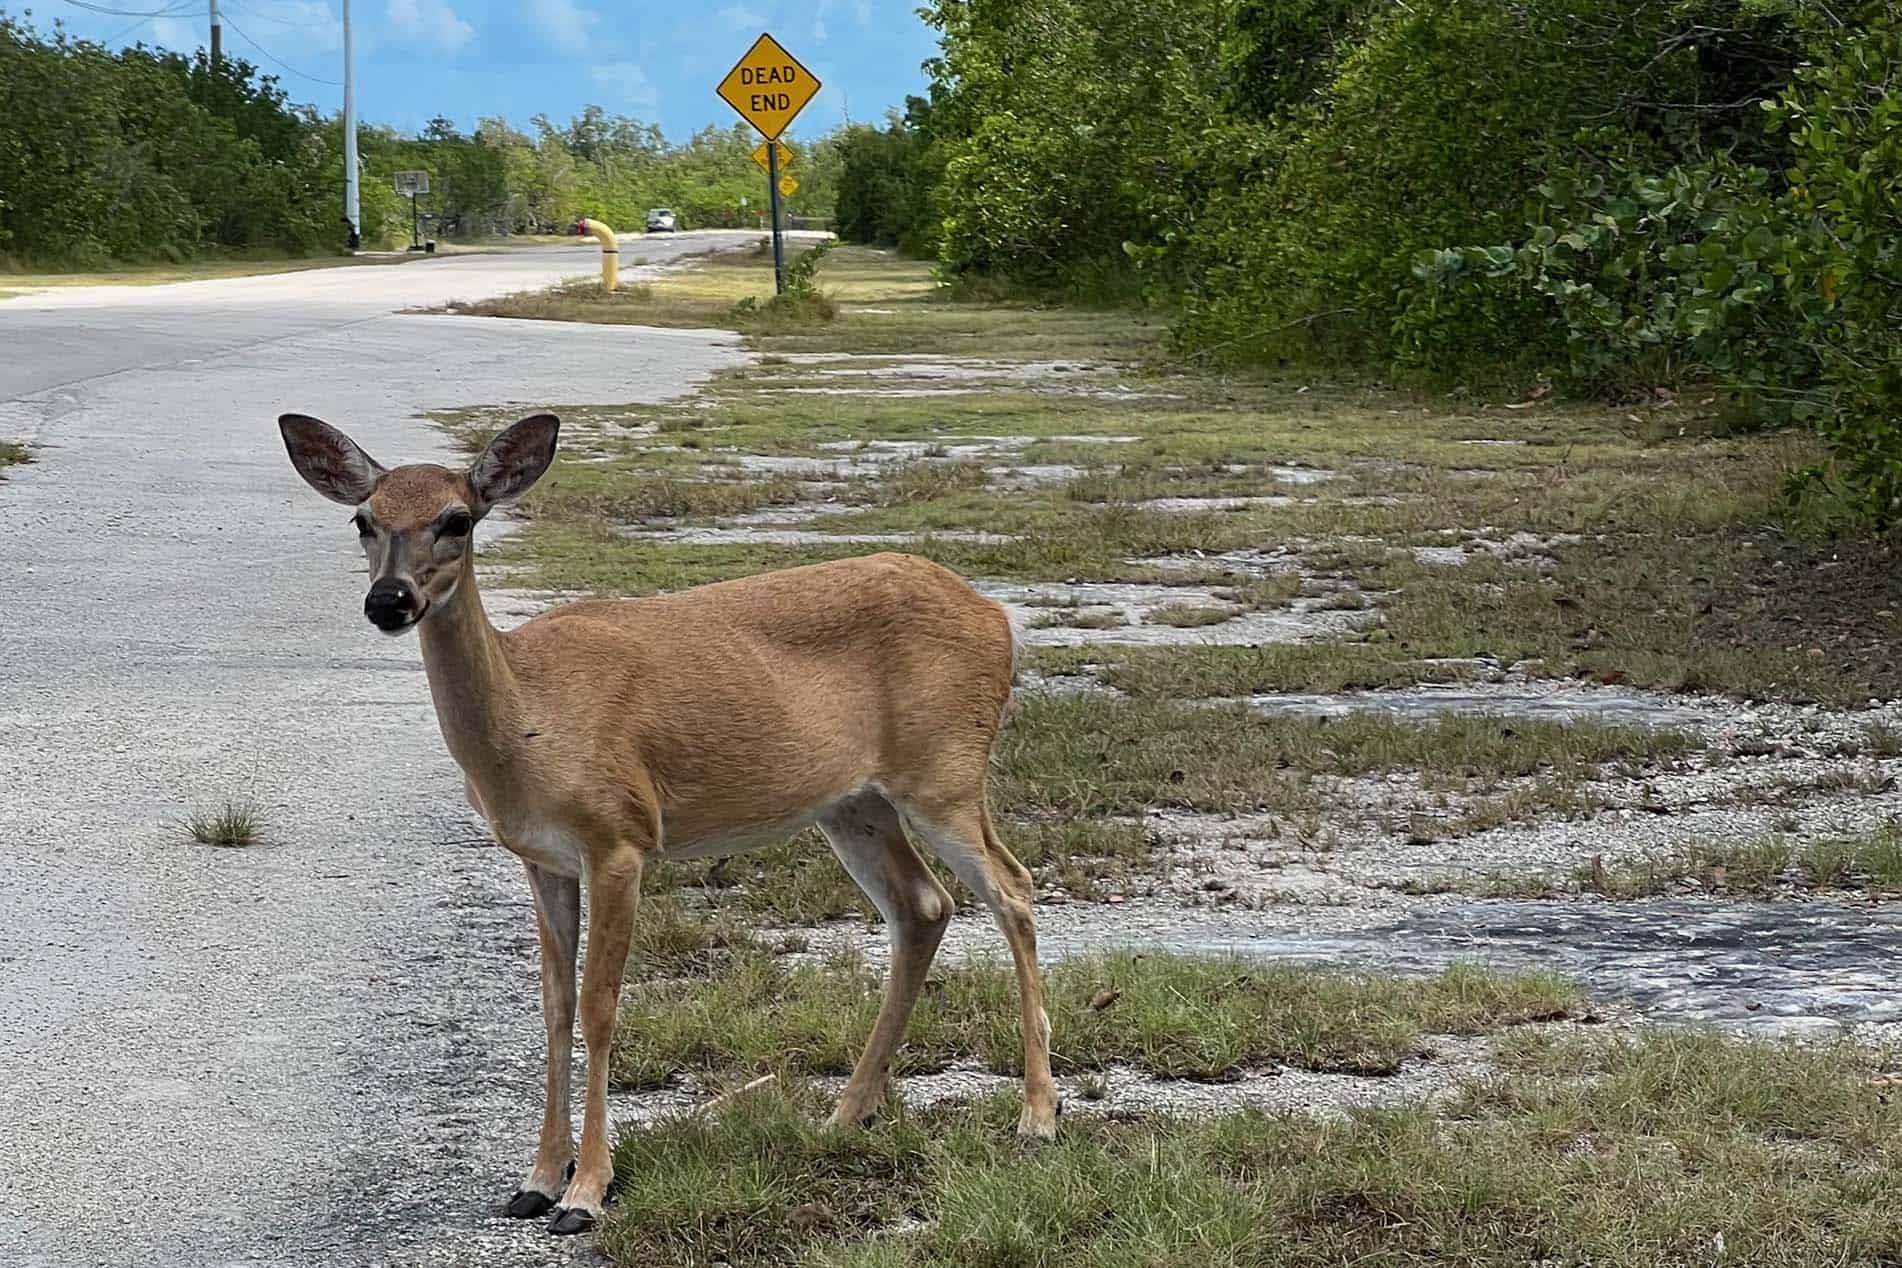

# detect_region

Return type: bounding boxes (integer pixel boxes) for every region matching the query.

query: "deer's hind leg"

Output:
[897,798,1058,1142]
[818,791,954,1129]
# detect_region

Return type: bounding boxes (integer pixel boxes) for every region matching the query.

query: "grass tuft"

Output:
[183,798,264,847]
[1146,602,1239,628]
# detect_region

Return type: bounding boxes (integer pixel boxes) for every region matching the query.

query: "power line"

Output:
[101,7,204,44]
[223,13,340,84]
[64,0,199,17]
[220,0,316,28]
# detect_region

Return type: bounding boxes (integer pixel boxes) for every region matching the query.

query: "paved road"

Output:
[0,234,755,1267]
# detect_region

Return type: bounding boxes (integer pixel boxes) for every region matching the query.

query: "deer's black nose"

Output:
[365,579,419,630]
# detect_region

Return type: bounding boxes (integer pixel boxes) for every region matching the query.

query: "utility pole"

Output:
[342,0,360,249]
[208,0,221,67]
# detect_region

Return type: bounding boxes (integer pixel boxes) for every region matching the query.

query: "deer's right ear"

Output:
[279,413,387,505]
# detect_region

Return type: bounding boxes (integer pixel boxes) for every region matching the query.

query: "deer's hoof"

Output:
[549,1206,596,1237]
[506,1189,559,1219]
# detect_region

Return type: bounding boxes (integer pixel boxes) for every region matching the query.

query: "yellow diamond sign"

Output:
[717,33,821,141]
[778,174,799,199]
[751,140,796,175]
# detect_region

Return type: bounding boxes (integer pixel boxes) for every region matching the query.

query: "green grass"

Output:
[599,1029,1902,1268]
[518,468,807,526]
[1145,602,1239,628]
[0,440,28,474]
[1028,608,1128,631]
[858,459,992,505]
[1027,643,1482,698]
[1395,821,1902,900]
[645,816,1159,926]
[182,798,264,847]
[613,949,1579,1089]
[1580,824,1902,898]
[0,245,374,296]
[993,693,1700,818]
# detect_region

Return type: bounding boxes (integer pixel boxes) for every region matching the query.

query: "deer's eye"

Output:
[439,512,474,538]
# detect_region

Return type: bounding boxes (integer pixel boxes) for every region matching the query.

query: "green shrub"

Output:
[1773,12,1902,520]
[1399,157,1819,405]
[1171,0,1816,368]
[1397,10,1899,518]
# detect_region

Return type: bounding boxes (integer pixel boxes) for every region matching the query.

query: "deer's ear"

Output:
[280,414,386,505]
[468,414,560,512]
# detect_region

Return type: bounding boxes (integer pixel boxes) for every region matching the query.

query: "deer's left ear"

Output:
[280,413,387,505]
[468,414,560,513]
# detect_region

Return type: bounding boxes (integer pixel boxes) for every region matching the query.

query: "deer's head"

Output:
[279,413,560,634]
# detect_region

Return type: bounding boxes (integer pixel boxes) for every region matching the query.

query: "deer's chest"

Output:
[464,777,588,879]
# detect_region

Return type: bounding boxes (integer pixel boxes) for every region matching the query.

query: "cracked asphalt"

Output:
[0,235,754,1268]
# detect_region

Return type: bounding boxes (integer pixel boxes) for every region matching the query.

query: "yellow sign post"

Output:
[751,140,796,175]
[778,174,799,199]
[718,33,821,294]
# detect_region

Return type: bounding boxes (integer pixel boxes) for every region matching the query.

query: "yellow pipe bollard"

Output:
[579,218,618,292]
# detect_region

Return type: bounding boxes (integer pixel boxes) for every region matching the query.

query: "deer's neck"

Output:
[417,558,524,782]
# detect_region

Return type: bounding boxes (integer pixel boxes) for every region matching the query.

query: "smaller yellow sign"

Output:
[717,32,822,141]
[778,174,799,199]
[751,141,795,174]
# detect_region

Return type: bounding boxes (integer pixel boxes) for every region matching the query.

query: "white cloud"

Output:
[146,16,202,51]
[587,61,660,111]
[238,0,345,54]
[716,3,767,32]
[528,0,600,56]
[808,0,869,44]
[384,0,474,55]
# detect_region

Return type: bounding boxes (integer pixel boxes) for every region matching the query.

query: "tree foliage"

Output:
[0,15,337,260]
[832,99,942,255]
[914,0,1230,296]
[0,14,845,262]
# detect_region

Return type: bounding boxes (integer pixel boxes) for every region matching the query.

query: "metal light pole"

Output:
[208,0,221,67]
[342,0,360,249]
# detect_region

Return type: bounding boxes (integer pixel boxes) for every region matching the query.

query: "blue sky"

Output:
[32,0,938,143]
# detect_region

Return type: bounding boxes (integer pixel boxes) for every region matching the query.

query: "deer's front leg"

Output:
[549,846,643,1236]
[508,862,580,1219]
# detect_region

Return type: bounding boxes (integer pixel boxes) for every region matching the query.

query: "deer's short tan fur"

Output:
[280,412,1057,1237]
